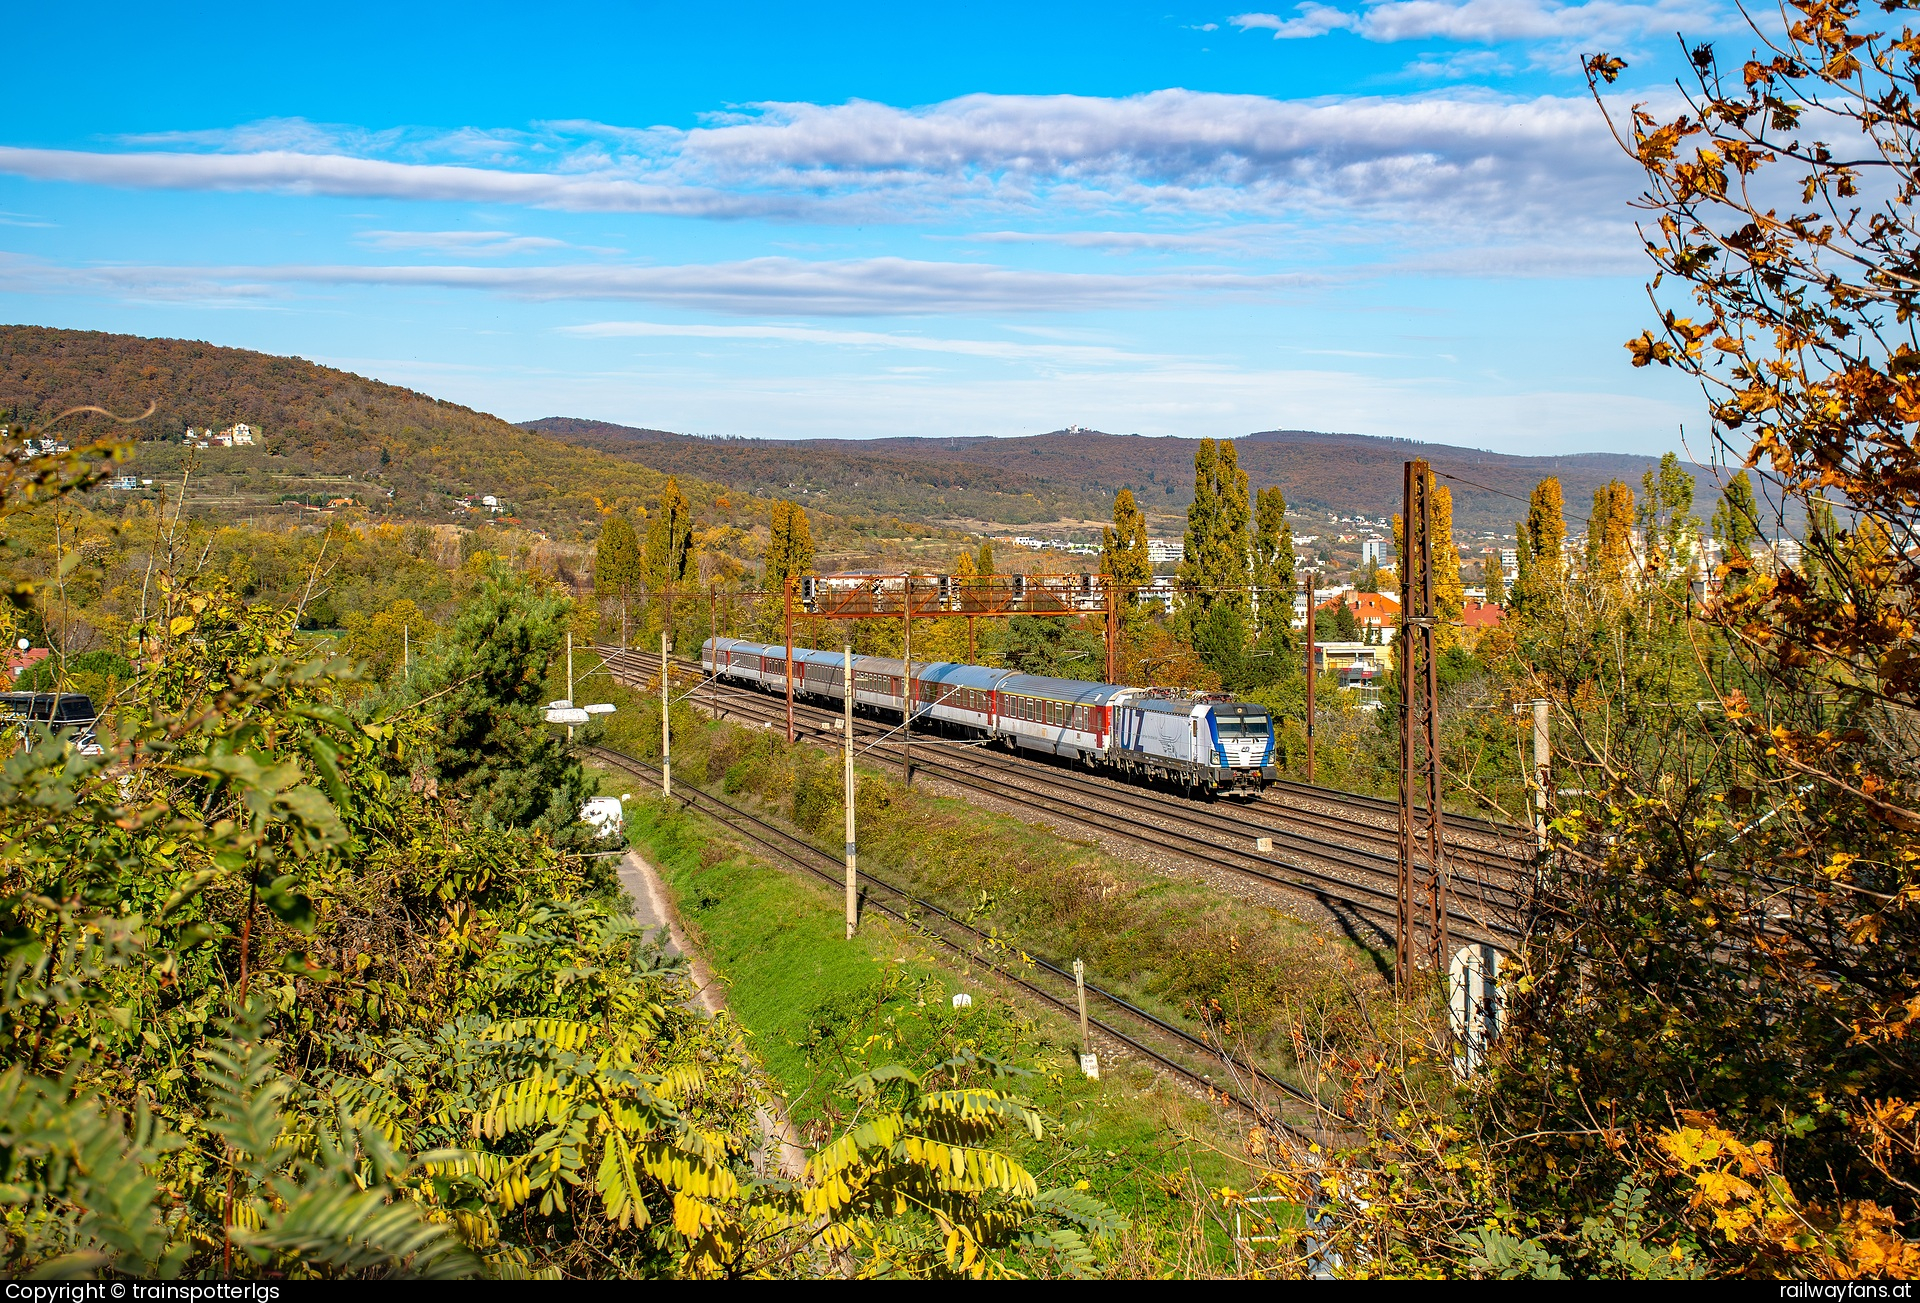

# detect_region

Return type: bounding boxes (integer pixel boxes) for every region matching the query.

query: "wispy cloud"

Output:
[1230,0,1723,44]
[560,319,1158,364]
[0,253,1323,316]
[356,229,573,255]
[0,88,1646,234]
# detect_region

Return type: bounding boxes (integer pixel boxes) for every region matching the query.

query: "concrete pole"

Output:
[661,631,672,800]
[1305,571,1317,784]
[845,645,857,939]
[784,577,795,744]
[1532,698,1550,851]
[566,631,574,743]
[1072,958,1090,1054]
[403,624,409,683]
[902,574,913,789]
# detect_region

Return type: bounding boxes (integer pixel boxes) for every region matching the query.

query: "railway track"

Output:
[603,647,1527,944]
[586,742,1323,1134]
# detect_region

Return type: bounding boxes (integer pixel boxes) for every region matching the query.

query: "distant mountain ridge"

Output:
[521,416,1710,536]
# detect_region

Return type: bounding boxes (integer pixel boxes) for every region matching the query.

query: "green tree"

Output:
[1710,469,1760,583]
[427,566,595,843]
[643,476,695,593]
[1484,554,1506,605]
[594,512,643,641]
[1638,452,1698,582]
[1177,439,1251,631]
[1101,488,1151,596]
[1252,485,1295,640]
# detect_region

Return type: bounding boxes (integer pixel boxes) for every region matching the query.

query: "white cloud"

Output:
[356,230,570,255]
[0,89,1645,234]
[560,320,1157,364]
[1233,0,1723,44]
[1232,7,1360,38]
[0,252,1322,316]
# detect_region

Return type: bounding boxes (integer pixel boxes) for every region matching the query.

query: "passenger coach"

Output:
[700,636,1278,798]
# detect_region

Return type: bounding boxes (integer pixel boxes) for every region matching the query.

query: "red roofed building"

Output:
[1317,590,1401,641]
[6,646,49,680]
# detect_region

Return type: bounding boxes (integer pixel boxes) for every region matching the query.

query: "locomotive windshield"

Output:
[1210,707,1271,738]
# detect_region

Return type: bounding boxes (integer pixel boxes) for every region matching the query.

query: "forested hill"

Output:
[0,326,739,535]
[523,416,1709,536]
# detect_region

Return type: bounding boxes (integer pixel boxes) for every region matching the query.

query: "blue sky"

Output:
[0,1,1732,454]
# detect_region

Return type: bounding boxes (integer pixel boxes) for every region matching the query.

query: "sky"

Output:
[0,1,1735,455]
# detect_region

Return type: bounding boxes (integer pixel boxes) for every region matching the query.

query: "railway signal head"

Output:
[801,576,818,609]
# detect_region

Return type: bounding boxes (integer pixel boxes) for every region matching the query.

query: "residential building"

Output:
[1361,536,1385,566]
[7,646,49,680]
[1317,589,1400,643]
[1147,538,1184,565]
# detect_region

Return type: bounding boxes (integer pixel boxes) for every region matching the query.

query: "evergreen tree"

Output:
[430,566,595,846]
[1252,485,1295,639]
[592,512,642,641]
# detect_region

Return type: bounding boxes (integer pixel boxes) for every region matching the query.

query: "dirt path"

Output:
[618,847,806,1178]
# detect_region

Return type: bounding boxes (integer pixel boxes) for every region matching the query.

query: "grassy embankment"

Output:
[594,782,1256,1257]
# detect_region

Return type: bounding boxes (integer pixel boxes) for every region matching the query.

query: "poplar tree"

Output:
[1102,489,1151,596]
[765,499,815,589]
[1252,485,1295,639]
[1585,480,1637,598]
[1392,473,1464,645]
[1511,477,1566,616]
[1638,452,1699,581]
[1178,438,1251,626]
[644,476,695,591]
[1484,555,1506,605]
[1711,470,1760,570]
[592,511,642,640]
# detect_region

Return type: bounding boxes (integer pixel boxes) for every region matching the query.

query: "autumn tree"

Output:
[1584,479,1636,599]
[765,499,815,590]
[1466,17,1920,1263]
[1638,452,1700,583]
[1510,476,1566,617]
[1392,471,1463,646]
[1483,554,1506,605]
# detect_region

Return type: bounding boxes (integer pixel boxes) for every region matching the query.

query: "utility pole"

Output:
[661,631,671,799]
[844,645,857,939]
[403,624,410,684]
[566,631,575,742]
[1397,459,1448,985]
[1104,578,1119,684]
[709,582,719,717]
[1072,959,1096,1078]
[784,576,795,744]
[902,573,914,788]
[1304,571,1317,784]
[1531,698,1551,852]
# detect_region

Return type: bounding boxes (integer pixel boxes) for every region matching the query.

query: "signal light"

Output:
[801,576,818,608]
[1011,574,1027,602]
